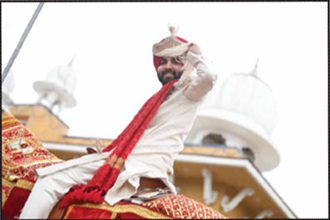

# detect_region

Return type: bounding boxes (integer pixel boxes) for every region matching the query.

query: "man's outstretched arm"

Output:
[184,43,218,101]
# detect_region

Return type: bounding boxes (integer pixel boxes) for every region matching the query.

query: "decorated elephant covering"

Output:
[2,111,226,219]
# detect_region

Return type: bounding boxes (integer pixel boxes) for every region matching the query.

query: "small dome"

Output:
[33,56,78,110]
[43,57,77,94]
[2,69,15,94]
[2,69,15,104]
[215,73,277,135]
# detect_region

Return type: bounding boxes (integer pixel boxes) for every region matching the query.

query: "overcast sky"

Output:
[2,2,328,218]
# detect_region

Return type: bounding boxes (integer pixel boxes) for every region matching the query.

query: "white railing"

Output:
[221,187,255,212]
[201,168,218,205]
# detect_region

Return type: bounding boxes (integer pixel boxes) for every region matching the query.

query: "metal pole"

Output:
[2,3,44,85]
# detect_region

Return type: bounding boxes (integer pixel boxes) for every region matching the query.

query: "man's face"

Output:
[157,57,184,85]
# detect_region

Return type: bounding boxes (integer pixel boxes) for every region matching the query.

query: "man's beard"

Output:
[158,69,183,85]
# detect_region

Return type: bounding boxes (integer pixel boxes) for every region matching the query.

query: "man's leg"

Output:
[20,159,105,219]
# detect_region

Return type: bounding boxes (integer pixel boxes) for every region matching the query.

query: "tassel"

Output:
[59,187,105,209]
[59,164,112,209]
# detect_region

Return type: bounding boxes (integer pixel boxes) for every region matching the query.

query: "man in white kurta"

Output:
[20,28,217,219]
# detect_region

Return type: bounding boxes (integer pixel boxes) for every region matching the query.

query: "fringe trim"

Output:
[59,186,105,209]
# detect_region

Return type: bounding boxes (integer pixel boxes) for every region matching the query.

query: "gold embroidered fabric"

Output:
[142,194,227,219]
[63,194,226,219]
[153,37,183,54]
[2,112,63,182]
[16,179,35,191]
[64,202,172,219]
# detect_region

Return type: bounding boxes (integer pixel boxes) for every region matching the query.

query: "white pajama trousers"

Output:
[19,159,105,219]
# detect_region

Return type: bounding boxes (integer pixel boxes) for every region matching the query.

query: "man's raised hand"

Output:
[188,43,202,56]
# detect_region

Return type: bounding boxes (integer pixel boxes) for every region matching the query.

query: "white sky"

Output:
[2,2,328,218]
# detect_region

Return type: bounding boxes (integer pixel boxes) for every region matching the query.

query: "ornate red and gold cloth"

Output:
[63,194,227,219]
[2,112,63,219]
[2,112,63,181]
[1,112,227,219]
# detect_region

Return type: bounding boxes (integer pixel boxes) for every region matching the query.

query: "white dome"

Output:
[187,68,280,171]
[215,73,277,135]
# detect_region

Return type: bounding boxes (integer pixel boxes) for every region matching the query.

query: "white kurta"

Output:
[20,52,217,218]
